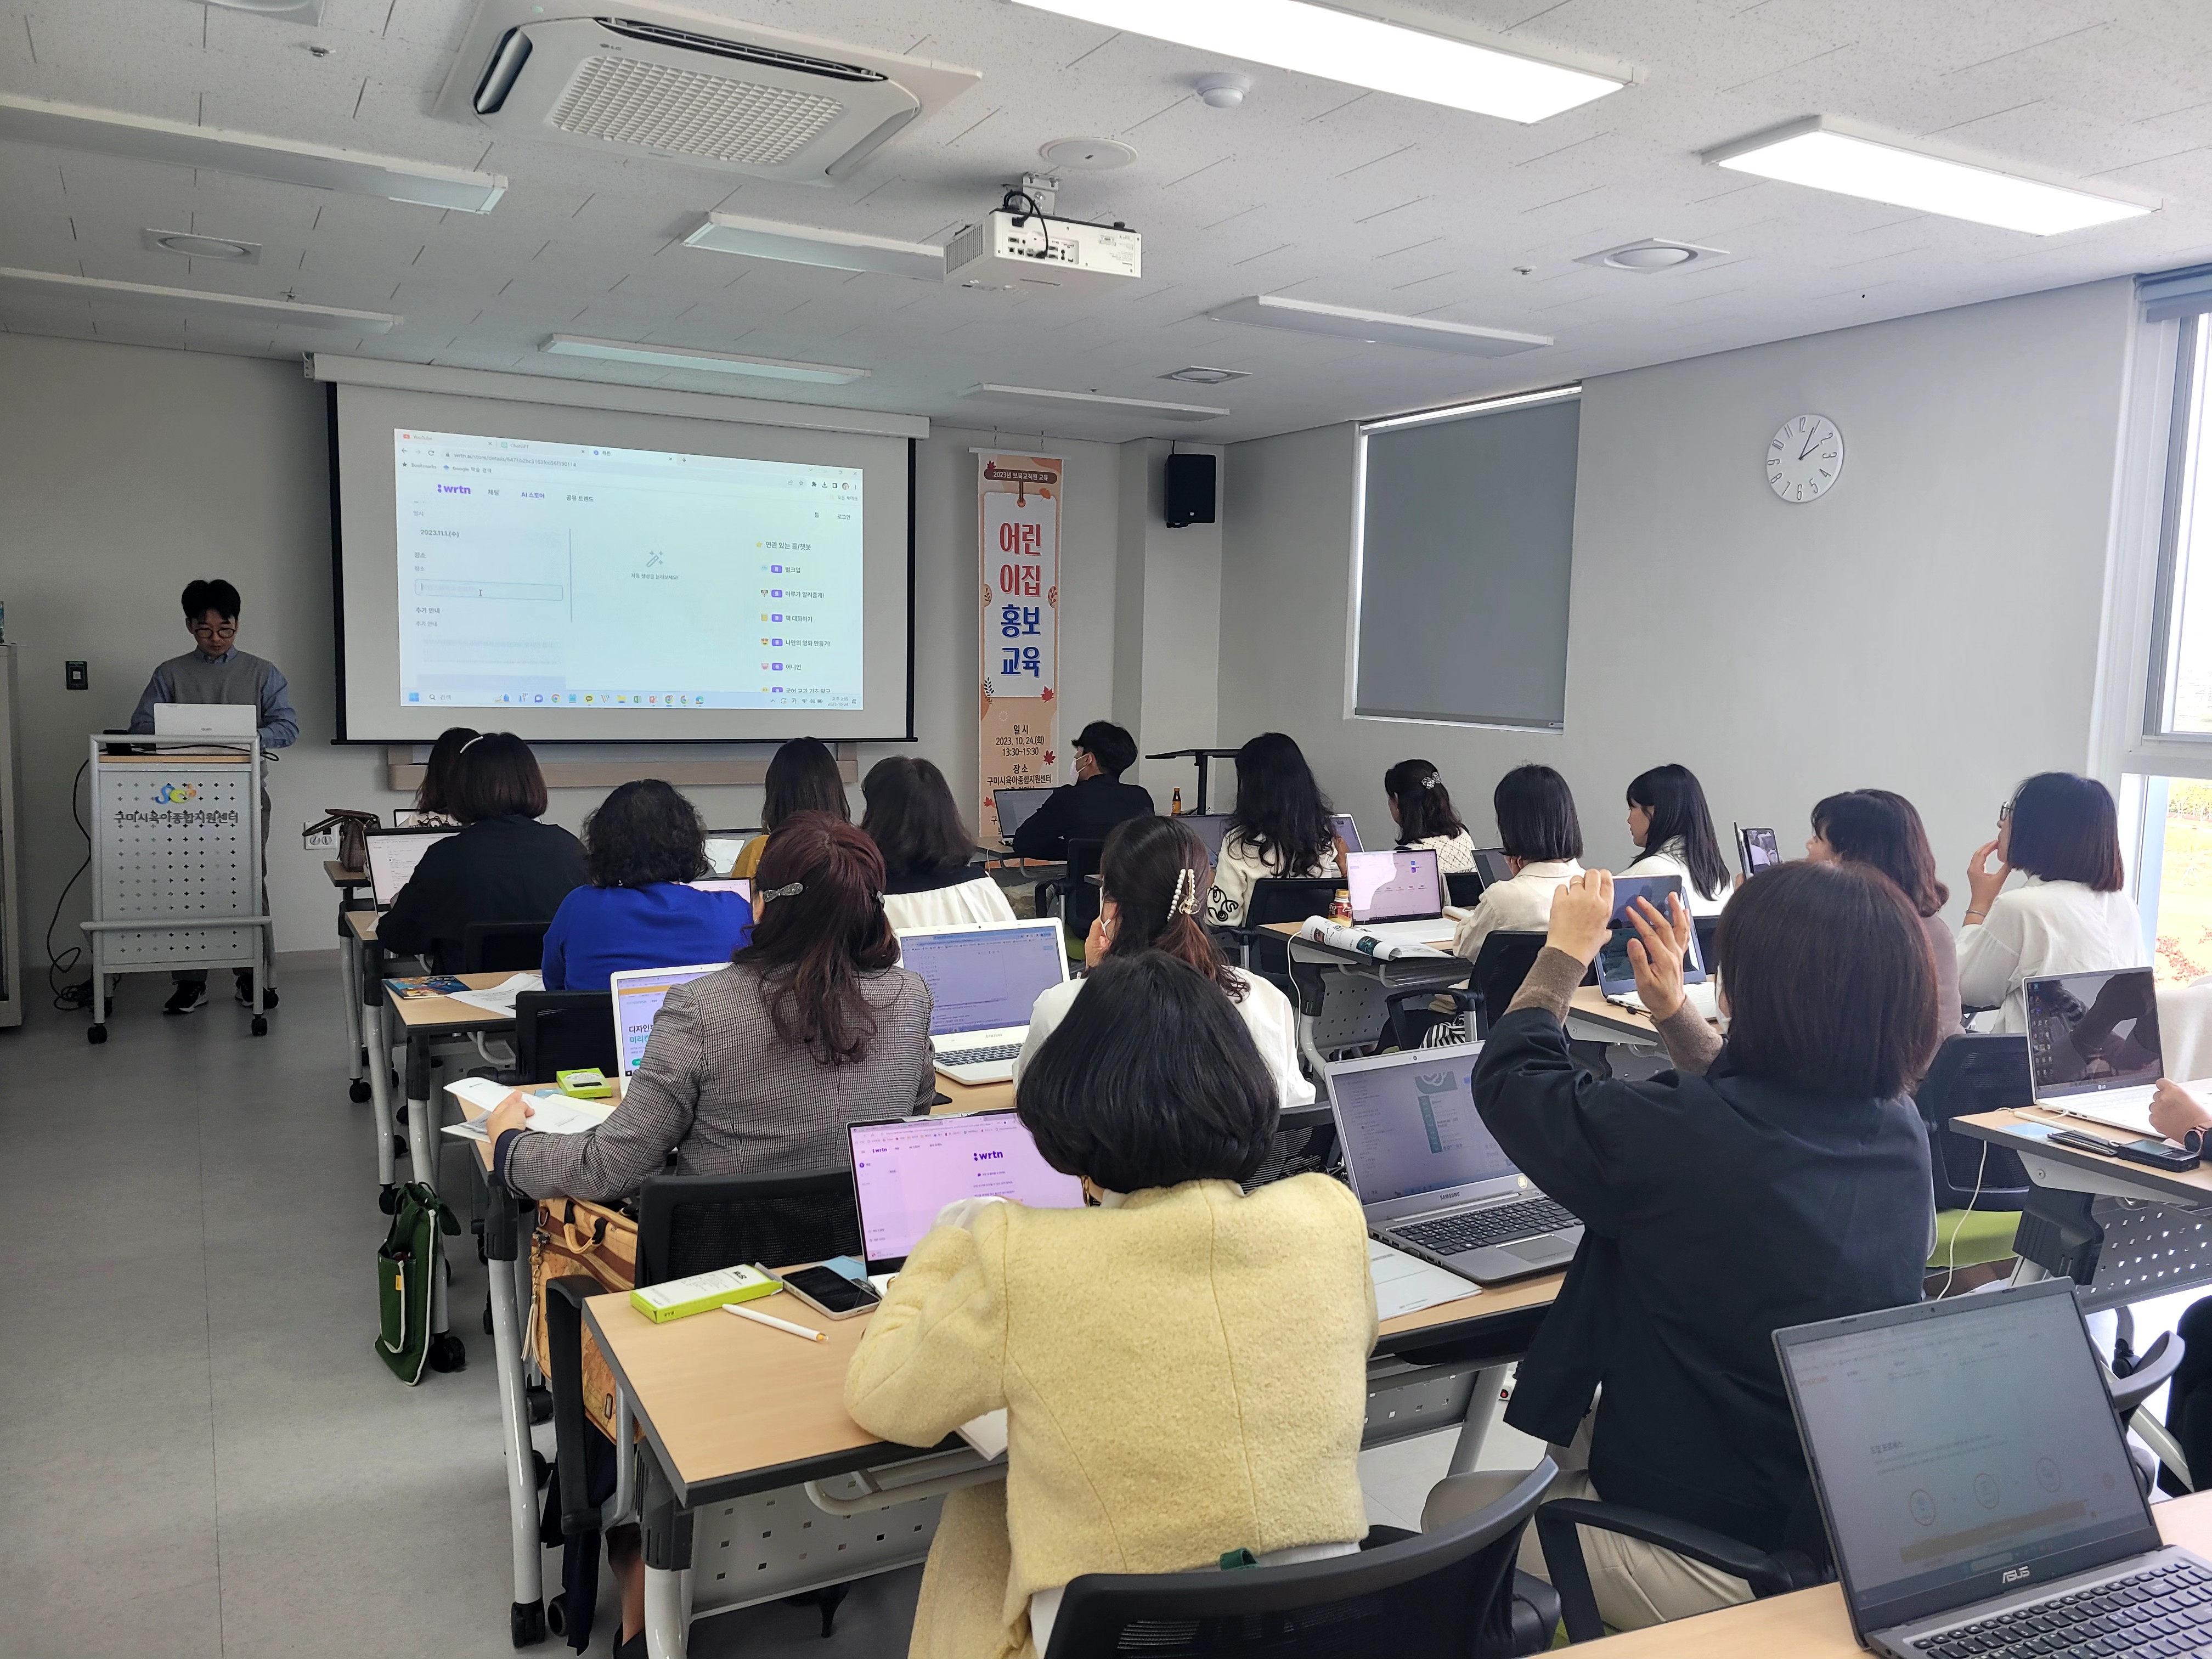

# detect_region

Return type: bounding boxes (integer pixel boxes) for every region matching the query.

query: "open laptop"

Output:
[1776,1277,2212,1659]
[687,877,752,902]
[608,962,726,1084]
[847,1110,1087,1272]
[1178,812,1233,862]
[152,702,258,740]
[895,919,1071,1084]
[1471,847,1514,889]
[2024,966,2182,1137]
[1593,873,1709,997]
[1331,813,1363,853]
[1325,1043,1582,1283]
[991,787,1055,842]
[364,825,459,909]
[1344,848,1449,940]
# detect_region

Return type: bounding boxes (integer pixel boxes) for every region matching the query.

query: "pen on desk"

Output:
[725,1302,827,1344]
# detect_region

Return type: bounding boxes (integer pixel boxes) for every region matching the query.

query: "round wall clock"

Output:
[1767,414,1843,503]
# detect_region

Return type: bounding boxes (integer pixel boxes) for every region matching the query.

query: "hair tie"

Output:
[1170,867,1199,916]
[758,880,804,901]
[459,733,489,753]
[1420,774,1438,791]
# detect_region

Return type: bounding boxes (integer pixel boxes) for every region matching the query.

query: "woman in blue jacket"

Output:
[542,780,752,991]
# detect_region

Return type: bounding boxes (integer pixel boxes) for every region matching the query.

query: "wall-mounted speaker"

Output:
[1164,453,1217,529]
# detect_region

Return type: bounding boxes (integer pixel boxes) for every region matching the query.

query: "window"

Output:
[2146,317,2212,736]
[1348,387,1581,730]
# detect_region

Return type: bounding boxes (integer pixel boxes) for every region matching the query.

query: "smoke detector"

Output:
[1195,72,1252,109]
[1575,237,1728,273]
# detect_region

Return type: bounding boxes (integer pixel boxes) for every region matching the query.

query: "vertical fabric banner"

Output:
[977,452,1064,843]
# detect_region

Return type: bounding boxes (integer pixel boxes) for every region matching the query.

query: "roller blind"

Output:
[1352,392,1581,730]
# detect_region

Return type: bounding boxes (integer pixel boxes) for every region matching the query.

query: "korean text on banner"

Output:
[978,453,1064,844]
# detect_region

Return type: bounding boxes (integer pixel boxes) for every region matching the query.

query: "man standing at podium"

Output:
[129,578,298,1015]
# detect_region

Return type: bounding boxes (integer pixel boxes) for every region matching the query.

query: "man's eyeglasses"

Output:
[190,621,238,641]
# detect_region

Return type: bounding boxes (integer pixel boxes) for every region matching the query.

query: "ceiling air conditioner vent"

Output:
[435,0,979,184]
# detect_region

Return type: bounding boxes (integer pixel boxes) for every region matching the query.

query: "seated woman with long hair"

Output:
[1807,788,1961,1039]
[862,756,1017,930]
[730,736,849,879]
[1014,815,1314,1108]
[1385,758,1477,872]
[1205,732,1345,928]
[1618,763,1730,917]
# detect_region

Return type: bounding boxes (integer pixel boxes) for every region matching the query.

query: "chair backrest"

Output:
[462,918,551,973]
[1062,837,1109,938]
[1444,870,1483,908]
[1914,1032,2033,1210]
[634,1169,860,1286]
[1468,931,1551,1037]
[1240,878,1350,986]
[1041,1459,1558,1659]
[513,991,616,1082]
[1693,913,1722,976]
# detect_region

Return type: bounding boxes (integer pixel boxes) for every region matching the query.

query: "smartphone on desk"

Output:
[780,1265,881,1320]
[2047,1127,2200,1171]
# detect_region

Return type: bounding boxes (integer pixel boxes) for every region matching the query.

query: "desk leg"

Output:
[488,1227,545,1636]
[340,917,366,1092]
[368,999,397,1198]
[406,1034,436,1188]
[642,1451,695,1659]
[1447,1365,1512,1477]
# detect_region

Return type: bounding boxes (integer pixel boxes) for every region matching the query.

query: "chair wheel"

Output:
[392,1135,409,1161]
[349,1078,373,1103]
[87,1024,107,1045]
[528,1385,553,1426]
[262,988,280,1010]
[511,1599,546,1647]
[533,1447,552,1488]
[544,1593,568,1638]
[428,1331,467,1373]
[250,1015,269,1036]
[378,1184,400,1215]
[396,1101,409,1126]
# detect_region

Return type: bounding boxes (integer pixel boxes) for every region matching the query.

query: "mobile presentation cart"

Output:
[80,733,273,1043]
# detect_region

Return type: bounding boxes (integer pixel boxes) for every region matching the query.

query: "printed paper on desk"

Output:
[958,1408,1009,1461]
[1294,918,1452,961]
[445,1079,614,1136]
[446,972,544,1015]
[1369,1237,1481,1321]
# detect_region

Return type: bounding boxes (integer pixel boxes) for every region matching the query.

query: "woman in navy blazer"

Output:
[542,780,753,991]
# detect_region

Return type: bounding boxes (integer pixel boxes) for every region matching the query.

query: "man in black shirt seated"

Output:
[1009,720,1155,861]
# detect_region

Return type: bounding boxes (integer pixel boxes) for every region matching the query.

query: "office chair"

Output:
[1692,915,1721,977]
[1220,877,1347,991]
[513,991,616,1083]
[1912,1033,2033,1278]
[462,919,552,974]
[1040,1459,1561,1659]
[1466,932,1554,1039]
[1035,838,1109,948]
[1446,870,1484,908]
[539,1170,862,1647]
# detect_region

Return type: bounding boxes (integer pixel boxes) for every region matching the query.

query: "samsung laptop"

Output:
[1331,813,1363,854]
[895,919,1071,1085]
[991,787,1055,842]
[1776,1277,2211,1659]
[1325,1043,1582,1284]
[2023,966,2183,1138]
[1178,813,1234,862]
[1344,848,1450,941]
[847,1110,1087,1273]
[608,963,726,1084]
[364,825,459,910]
[151,702,258,740]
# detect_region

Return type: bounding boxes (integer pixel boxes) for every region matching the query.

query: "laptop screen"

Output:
[366,828,457,908]
[608,963,725,1081]
[2025,968,2162,1101]
[1180,814,1232,861]
[1346,848,1442,923]
[897,923,1068,1038]
[1328,1046,1517,1206]
[848,1112,1086,1268]
[1594,874,1707,994]
[1332,814,1362,853]
[688,878,752,901]
[1472,848,1513,888]
[992,787,1055,839]
[1776,1281,2157,1637]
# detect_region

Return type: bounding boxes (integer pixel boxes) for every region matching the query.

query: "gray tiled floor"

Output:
[0,964,1537,1658]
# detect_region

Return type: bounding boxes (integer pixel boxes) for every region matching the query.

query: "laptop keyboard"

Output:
[937,1043,1021,1067]
[1910,1560,2212,1659]
[1395,1198,1578,1256]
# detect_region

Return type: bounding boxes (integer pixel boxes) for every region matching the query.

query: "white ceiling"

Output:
[3,0,2211,441]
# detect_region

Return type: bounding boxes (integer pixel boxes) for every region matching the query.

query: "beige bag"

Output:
[306,808,381,873]
[530,1197,638,1441]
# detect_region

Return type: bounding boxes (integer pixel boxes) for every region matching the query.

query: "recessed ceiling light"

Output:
[1009,0,1625,123]
[0,267,396,331]
[1039,137,1137,171]
[541,335,870,385]
[1160,365,1250,385]
[0,94,504,212]
[1573,237,1725,274]
[1702,116,2153,236]
[198,0,323,18]
[681,212,945,280]
[1209,294,1551,358]
[144,229,262,263]
[962,383,1227,421]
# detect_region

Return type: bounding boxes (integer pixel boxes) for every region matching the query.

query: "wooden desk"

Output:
[1567,986,1660,1042]
[1595,1492,2212,1657]
[1956,1108,2212,1211]
[326,858,368,888]
[346,909,378,943]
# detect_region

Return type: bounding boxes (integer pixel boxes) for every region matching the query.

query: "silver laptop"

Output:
[992,787,1055,841]
[1345,848,1447,940]
[687,877,752,902]
[847,1111,1087,1273]
[2024,966,2182,1137]
[1325,1043,1582,1284]
[1777,1278,2212,1659]
[151,702,257,738]
[895,919,1070,1085]
[1178,812,1233,862]
[1331,812,1362,853]
[608,963,727,1084]
[364,825,458,909]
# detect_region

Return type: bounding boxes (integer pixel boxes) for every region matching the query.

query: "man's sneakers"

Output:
[233,972,279,1011]
[163,981,208,1016]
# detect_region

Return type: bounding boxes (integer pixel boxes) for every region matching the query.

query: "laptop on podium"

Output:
[1777,1277,2212,1659]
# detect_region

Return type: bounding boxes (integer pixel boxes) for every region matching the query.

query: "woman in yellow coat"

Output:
[845,950,1378,1659]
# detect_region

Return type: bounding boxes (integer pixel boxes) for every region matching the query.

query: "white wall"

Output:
[1218,278,2138,921]
[1114,439,1223,804]
[0,335,1137,964]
